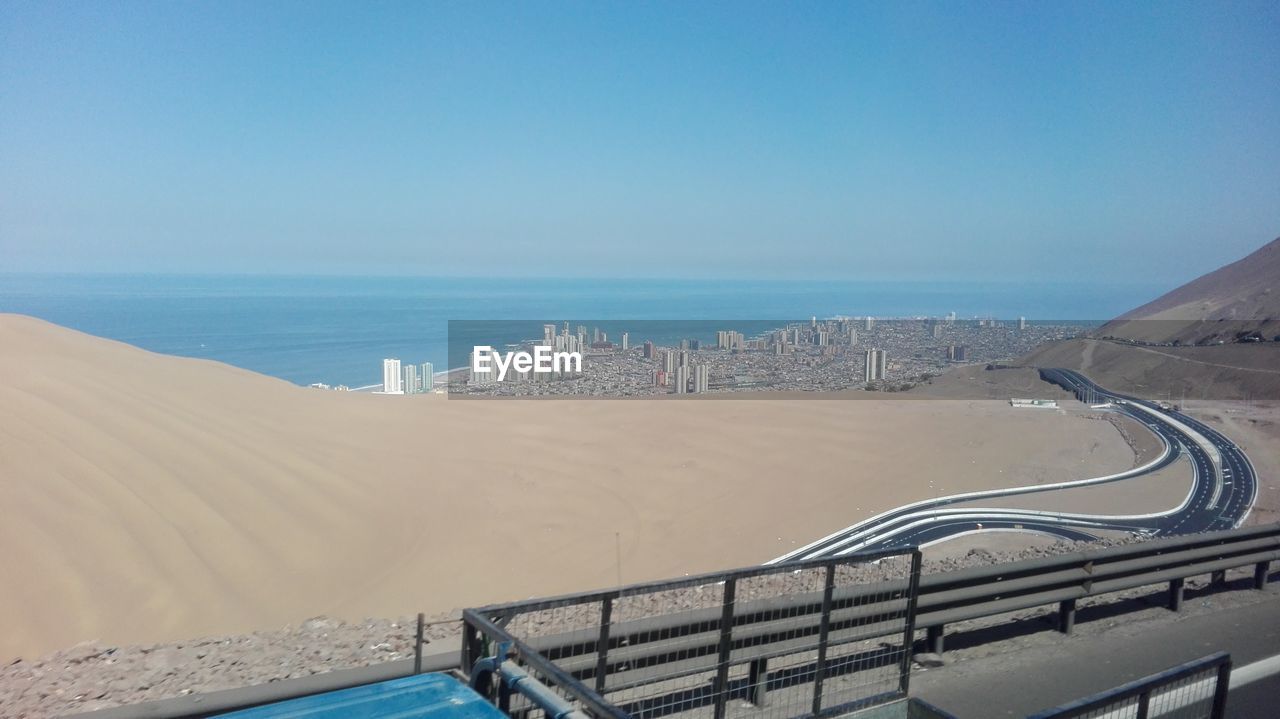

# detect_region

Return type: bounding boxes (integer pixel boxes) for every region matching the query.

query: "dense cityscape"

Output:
[444,316,1091,397]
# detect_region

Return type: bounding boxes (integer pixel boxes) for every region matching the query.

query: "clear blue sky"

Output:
[2,1,1277,282]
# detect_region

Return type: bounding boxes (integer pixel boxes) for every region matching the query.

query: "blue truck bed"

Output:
[214,673,507,719]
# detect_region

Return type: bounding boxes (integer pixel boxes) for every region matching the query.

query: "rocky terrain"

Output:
[0,536,1153,719]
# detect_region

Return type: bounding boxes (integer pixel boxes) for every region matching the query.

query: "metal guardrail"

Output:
[915,521,1279,653]
[1026,652,1232,719]
[63,523,1278,719]
[467,523,1279,688]
[461,547,923,719]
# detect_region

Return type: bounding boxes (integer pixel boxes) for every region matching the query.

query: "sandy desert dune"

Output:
[0,313,1143,660]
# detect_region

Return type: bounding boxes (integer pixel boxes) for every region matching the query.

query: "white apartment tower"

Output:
[864,349,887,383]
[382,358,403,394]
[402,364,419,395]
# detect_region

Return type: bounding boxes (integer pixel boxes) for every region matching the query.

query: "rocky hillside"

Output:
[1099,236,1280,345]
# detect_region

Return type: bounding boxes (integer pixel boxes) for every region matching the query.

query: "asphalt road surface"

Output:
[772,368,1258,561]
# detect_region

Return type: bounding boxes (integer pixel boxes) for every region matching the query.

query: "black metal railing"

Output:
[462,547,922,719]
[1026,652,1232,719]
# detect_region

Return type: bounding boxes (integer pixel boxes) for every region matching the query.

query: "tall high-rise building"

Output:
[673,365,689,394]
[382,358,403,394]
[946,345,967,362]
[663,350,676,374]
[678,350,689,367]
[420,362,434,391]
[848,328,857,346]
[543,324,556,345]
[865,316,875,331]
[693,365,709,393]
[815,330,828,346]
[469,349,494,385]
[620,332,629,351]
[643,340,655,359]
[402,364,419,395]
[864,349,887,382]
[1019,316,1028,330]
[947,311,957,325]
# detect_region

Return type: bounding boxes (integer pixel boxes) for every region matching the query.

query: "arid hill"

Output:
[0,313,1137,661]
[1099,236,1280,345]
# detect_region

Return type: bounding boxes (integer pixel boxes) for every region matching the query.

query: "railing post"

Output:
[594,596,613,694]
[1211,569,1226,586]
[812,562,837,716]
[712,578,736,719]
[747,658,768,707]
[414,612,425,674]
[1057,599,1076,635]
[1136,690,1151,719]
[1211,657,1233,719]
[461,617,479,672]
[899,550,924,696]
[498,674,512,713]
[926,625,944,654]
[1255,561,1270,590]
[1168,578,1185,611]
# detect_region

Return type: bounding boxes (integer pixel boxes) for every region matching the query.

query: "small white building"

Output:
[1010,398,1058,409]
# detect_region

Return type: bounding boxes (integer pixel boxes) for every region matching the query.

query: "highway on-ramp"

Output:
[772,368,1258,562]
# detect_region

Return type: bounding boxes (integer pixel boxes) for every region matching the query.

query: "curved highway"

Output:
[771,368,1257,562]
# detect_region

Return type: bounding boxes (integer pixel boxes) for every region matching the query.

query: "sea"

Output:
[0,274,1167,389]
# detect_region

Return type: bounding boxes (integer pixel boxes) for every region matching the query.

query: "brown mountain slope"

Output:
[1100,236,1280,344]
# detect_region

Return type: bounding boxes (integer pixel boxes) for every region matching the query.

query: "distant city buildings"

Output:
[864,348,887,382]
[444,316,1088,397]
[402,363,419,394]
[421,362,434,391]
[382,358,403,394]
[673,365,689,394]
[716,330,745,351]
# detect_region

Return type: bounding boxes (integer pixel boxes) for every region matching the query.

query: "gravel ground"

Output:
[0,534,1170,719]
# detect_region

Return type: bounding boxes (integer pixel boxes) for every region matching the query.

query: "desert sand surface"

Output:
[1180,401,1280,527]
[0,314,1140,660]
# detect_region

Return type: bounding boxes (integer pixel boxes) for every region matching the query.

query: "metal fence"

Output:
[462,547,922,719]
[1026,653,1232,719]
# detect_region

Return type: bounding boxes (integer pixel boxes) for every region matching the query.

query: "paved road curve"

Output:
[771,368,1258,561]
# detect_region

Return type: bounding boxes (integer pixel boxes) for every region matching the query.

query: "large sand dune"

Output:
[0,314,1138,660]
